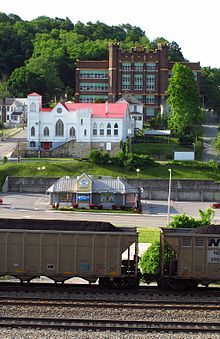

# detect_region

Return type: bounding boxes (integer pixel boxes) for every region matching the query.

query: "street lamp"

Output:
[136,168,140,177]
[167,168,172,224]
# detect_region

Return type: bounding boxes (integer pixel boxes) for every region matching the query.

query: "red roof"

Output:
[63,103,128,118]
[41,108,52,112]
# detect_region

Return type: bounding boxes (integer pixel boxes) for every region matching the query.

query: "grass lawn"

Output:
[138,227,160,243]
[2,127,23,139]
[1,159,220,191]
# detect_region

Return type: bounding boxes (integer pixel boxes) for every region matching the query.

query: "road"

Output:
[202,110,219,162]
[0,128,27,159]
[1,193,220,228]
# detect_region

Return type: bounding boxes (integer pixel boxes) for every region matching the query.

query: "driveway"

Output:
[202,111,219,162]
[0,128,27,159]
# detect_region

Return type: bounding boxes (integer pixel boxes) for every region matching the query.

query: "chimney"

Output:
[105,101,108,114]
[2,98,6,124]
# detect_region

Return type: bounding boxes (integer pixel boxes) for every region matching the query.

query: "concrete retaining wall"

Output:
[4,177,220,201]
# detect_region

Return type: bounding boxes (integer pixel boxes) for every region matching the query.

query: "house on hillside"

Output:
[47,173,140,210]
[27,92,134,157]
[0,98,27,126]
[116,94,144,131]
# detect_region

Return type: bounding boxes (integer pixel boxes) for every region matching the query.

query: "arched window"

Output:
[30,102,36,112]
[84,129,87,136]
[44,127,49,136]
[55,119,64,136]
[31,126,35,136]
[70,127,76,137]
[114,123,118,136]
[107,123,111,136]
[93,122,97,136]
[99,123,104,136]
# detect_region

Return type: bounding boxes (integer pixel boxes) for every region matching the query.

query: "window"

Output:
[146,95,155,104]
[193,71,198,81]
[134,75,143,90]
[55,119,64,136]
[31,126,35,136]
[44,127,49,136]
[134,95,143,103]
[146,74,155,90]
[146,107,155,116]
[30,141,35,147]
[79,82,108,92]
[79,95,108,103]
[99,123,104,136]
[80,70,108,79]
[70,127,76,137]
[114,123,118,136]
[93,122,97,136]
[81,119,83,125]
[134,63,143,72]
[147,62,156,72]
[30,102,36,112]
[121,62,131,71]
[84,129,87,136]
[107,123,111,136]
[122,74,130,90]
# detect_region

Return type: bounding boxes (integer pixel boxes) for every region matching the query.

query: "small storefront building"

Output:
[47,173,140,210]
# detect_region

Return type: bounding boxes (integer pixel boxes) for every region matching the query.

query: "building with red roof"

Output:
[27,93,135,157]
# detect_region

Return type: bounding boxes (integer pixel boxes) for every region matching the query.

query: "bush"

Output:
[168,208,214,228]
[2,156,8,164]
[140,241,160,275]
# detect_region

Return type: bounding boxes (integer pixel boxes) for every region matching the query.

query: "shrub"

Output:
[2,156,8,164]
[168,208,214,228]
[89,150,103,164]
[140,241,160,275]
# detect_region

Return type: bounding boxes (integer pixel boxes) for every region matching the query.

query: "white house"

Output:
[27,93,134,156]
[0,98,27,126]
[116,94,143,131]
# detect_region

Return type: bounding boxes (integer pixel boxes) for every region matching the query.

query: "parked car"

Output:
[210,203,220,209]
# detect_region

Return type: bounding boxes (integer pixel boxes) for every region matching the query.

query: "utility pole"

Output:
[1,98,6,141]
[17,138,20,163]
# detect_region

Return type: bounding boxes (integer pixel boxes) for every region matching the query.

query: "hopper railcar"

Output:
[157,225,220,289]
[0,218,140,288]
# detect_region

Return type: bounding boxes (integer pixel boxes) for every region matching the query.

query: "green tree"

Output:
[201,67,220,113]
[167,63,201,137]
[169,207,214,228]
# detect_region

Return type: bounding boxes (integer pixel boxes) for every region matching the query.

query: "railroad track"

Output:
[0,316,219,334]
[0,298,219,311]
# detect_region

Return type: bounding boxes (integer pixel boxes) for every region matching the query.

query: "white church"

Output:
[27,93,143,157]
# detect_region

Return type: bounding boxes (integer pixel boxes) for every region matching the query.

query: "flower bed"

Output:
[89,204,103,210]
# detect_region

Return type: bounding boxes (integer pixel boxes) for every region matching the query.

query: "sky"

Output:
[0,0,219,69]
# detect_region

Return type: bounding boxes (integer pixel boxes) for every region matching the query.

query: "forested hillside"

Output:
[0,13,184,102]
[0,12,219,112]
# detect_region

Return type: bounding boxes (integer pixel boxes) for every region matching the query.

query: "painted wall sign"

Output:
[77,195,90,201]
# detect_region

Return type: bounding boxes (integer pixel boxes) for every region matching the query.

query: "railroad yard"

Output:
[0,283,219,337]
